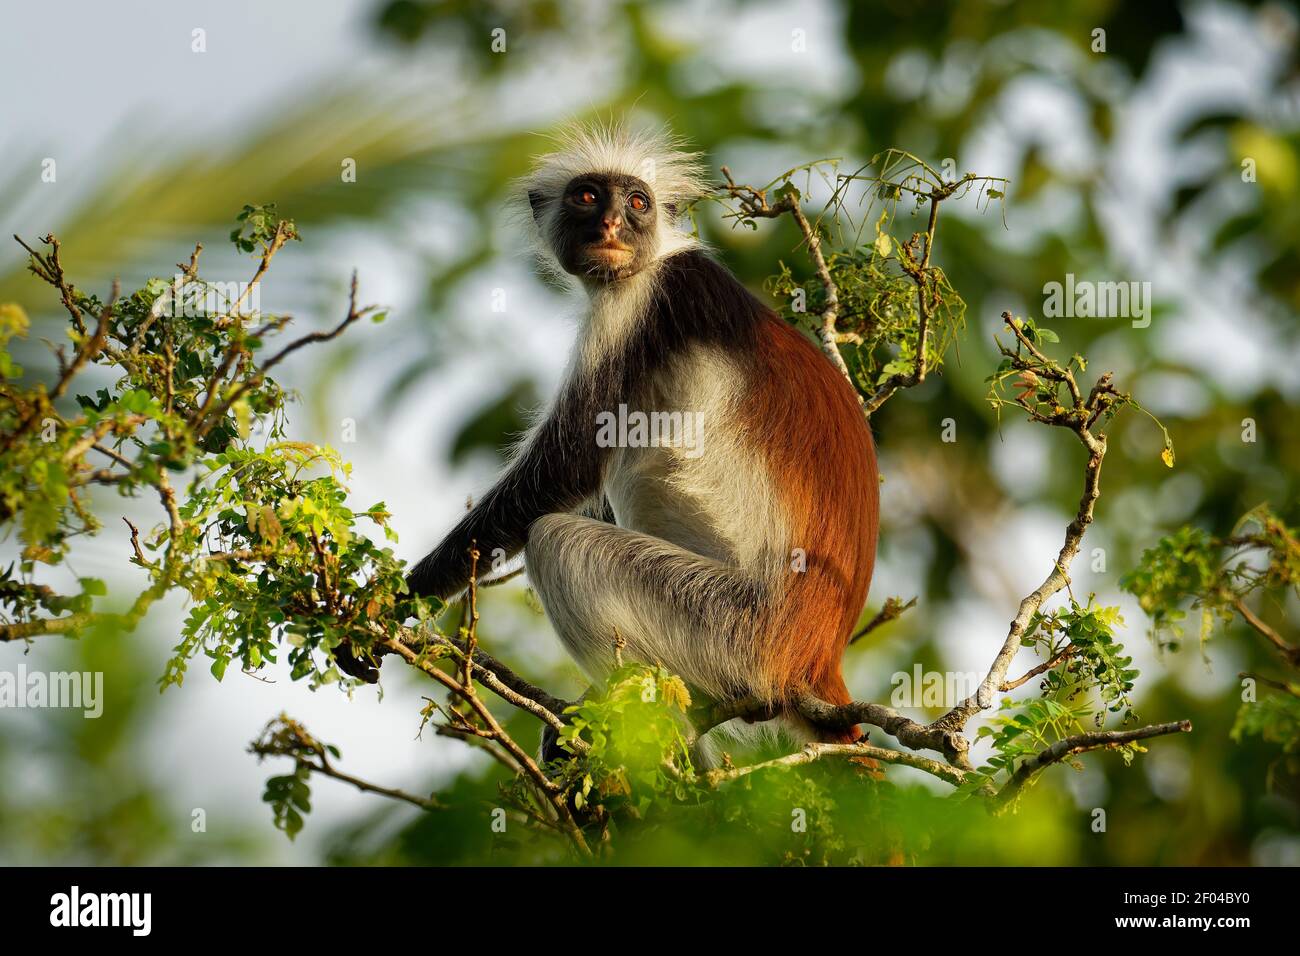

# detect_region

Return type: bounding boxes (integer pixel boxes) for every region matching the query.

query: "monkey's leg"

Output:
[524,513,767,704]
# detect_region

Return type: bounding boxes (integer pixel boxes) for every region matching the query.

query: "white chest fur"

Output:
[602,345,787,574]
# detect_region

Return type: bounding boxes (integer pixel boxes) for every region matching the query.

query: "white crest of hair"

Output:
[519,120,710,366]
[523,119,709,249]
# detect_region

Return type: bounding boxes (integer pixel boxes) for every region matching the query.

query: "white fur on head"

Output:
[521,120,710,275]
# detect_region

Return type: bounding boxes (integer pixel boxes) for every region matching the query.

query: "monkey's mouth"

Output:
[584,240,633,264]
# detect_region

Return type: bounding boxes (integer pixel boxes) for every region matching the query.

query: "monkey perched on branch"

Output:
[353,123,879,757]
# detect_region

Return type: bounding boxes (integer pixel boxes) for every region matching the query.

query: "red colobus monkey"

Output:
[395,125,878,752]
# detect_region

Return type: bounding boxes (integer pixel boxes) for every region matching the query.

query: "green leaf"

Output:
[79,577,107,597]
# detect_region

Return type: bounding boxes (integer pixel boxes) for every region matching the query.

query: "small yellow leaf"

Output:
[259,505,283,542]
[0,303,30,337]
[1014,370,1040,403]
[1161,446,1175,468]
[662,675,692,712]
[233,399,251,440]
[21,544,55,563]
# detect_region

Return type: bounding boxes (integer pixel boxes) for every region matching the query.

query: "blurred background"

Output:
[0,0,1298,865]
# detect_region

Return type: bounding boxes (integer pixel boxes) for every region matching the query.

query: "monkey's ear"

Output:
[663,200,679,220]
[527,190,546,224]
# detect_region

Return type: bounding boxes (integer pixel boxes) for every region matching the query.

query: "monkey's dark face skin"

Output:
[543,173,660,283]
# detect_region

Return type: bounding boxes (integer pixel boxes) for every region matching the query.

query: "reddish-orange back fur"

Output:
[743,315,879,742]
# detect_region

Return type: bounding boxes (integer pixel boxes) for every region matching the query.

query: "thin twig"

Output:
[994,720,1192,808]
[1001,644,1078,692]
[850,596,917,644]
[1235,598,1300,665]
[703,739,976,789]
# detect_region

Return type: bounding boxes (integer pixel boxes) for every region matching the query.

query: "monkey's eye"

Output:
[628,192,649,212]
[575,188,598,205]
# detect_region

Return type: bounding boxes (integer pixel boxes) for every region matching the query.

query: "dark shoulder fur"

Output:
[644,248,767,354]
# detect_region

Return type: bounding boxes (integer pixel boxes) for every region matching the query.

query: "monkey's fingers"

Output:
[333,640,381,684]
[539,722,569,766]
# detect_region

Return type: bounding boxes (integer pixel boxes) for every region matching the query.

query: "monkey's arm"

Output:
[406,397,606,600]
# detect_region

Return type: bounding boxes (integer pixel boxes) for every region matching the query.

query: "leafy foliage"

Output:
[250,715,339,841]
[164,444,424,689]
[975,599,1140,784]
[1232,692,1300,757]
[1122,506,1300,649]
[0,215,435,685]
[722,153,1000,397]
[977,696,1093,780]
[1032,600,1139,721]
[552,663,695,816]
[1125,506,1300,792]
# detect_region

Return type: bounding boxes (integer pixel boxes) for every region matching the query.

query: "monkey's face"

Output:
[549,173,660,282]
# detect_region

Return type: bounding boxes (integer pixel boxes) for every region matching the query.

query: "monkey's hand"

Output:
[405,554,469,608]
[333,638,381,684]
[539,689,588,766]
[540,721,574,766]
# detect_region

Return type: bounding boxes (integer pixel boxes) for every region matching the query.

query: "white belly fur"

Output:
[603,345,787,576]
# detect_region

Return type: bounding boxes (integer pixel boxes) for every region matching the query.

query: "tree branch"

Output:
[994,720,1192,809]
[1000,644,1078,693]
[719,166,855,387]
[1234,598,1300,666]
[381,638,592,858]
[930,315,1111,733]
[703,738,976,789]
